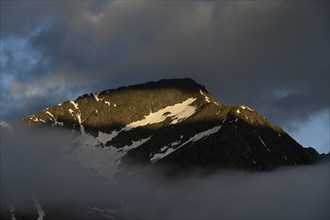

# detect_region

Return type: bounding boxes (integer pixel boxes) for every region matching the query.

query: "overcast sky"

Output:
[0,0,329,153]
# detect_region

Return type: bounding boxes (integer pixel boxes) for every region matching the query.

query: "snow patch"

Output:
[45,111,54,118]
[236,109,241,114]
[70,101,79,110]
[185,125,222,143]
[151,148,175,162]
[104,101,111,106]
[160,146,169,152]
[45,111,63,126]
[258,136,267,147]
[122,137,152,152]
[93,93,101,102]
[75,112,86,136]
[258,136,271,152]
[151,125,222,163]
[77,113,82,124]
[125,98,197,129]
[95,131,120,146]
[28,116,45,123]
[171,140,181,146]
[240,105,254,111]
[70,136,152,178]
[54,121,64,126]
[199,90,210,103]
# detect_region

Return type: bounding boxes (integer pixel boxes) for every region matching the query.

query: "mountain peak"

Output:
[76,78,208,102]
[142,78,204,89]
[24,78,218,131]
[21,79,320,176]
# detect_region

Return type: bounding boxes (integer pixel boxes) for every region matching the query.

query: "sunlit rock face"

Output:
[21,78,320,176]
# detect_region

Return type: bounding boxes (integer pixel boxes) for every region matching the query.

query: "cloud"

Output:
[0,1,328,129]
[120,164,329,220]
[290,109,330,153]
[0,127,329,219]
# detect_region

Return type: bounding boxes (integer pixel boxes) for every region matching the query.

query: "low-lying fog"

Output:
[1,127,329,220]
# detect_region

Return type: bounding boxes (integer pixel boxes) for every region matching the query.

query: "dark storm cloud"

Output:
[1,128,329,219]
[1,1,329,129]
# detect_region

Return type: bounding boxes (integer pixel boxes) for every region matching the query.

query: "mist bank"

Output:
[1,127,329,219]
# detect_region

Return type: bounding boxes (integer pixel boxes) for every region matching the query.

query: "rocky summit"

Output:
[21,78,320,176]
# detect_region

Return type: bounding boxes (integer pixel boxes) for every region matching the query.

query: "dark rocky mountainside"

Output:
[22,78,320,175]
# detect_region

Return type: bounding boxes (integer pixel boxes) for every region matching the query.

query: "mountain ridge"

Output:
[18,78,320,176]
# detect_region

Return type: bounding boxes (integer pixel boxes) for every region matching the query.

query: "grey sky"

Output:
[0,0,329,152]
